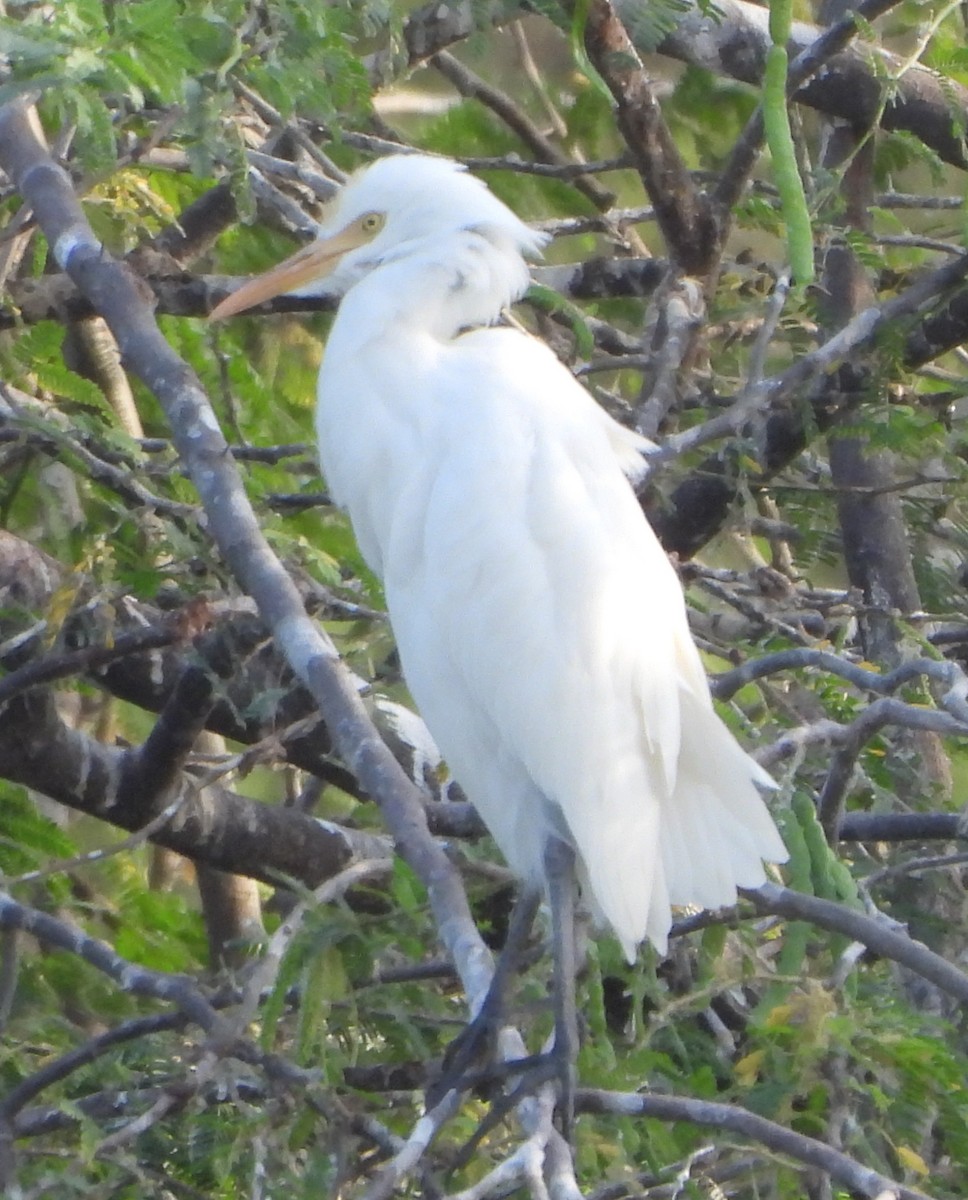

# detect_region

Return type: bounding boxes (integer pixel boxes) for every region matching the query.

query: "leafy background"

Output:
[0,0,968,1197]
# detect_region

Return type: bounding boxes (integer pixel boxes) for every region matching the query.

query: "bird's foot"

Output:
[425,1004,501,1108]
[517,1034,576,1140]
[426,889,542,1108]
[502,1043,575,1138]
[446,1044,575,1172]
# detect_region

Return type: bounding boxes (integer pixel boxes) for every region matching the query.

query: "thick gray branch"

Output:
[396,0,968,171]
[579,1087,933,1200]
[0,688,386,887]
[0,99,494,1011]
[745,882,968,1007]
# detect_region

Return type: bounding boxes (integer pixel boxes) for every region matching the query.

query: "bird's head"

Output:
[209,154,547,320]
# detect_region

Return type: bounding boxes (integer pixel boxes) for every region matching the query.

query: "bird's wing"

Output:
[380,328,784,956]
[596,407,655,484]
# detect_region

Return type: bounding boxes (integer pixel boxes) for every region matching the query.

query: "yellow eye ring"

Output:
[360,211,385,235]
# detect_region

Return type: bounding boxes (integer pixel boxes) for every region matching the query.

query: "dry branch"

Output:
[0,688,387,888]
[579,1088,933,1200]
[568,0,720,277]
[396,0,968,171]
[0,98,495,1017]
[745,882,968,1008]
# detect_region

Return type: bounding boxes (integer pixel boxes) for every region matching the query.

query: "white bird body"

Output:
[212,155,787,960]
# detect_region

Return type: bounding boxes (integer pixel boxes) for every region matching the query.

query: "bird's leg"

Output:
[444,845,579,1170]
[543,834,579,1140]
[426,886,541,1108]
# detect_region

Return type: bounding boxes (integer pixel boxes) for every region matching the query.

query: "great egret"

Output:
[211,154,787,1109]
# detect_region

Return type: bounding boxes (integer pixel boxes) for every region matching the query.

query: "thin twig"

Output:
[0,616,205,705]
[0,892,223,1032]
[431,51,614,210]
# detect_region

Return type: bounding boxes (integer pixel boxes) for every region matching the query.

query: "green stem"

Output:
[763,32,814,285]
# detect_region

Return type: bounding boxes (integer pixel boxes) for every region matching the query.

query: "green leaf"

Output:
[0,784,77,877]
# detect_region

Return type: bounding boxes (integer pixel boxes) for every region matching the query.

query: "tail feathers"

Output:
[663,711,787,910]
[566,742,668,963]
[574,707,786,963]
[579,805,667,964]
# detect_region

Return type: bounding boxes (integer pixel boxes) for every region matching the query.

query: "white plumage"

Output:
[211,154,787,961]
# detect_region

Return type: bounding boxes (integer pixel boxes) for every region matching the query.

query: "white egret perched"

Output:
[211,154,787,1106]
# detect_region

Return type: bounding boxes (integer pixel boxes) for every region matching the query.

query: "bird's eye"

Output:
[360,212,385,237]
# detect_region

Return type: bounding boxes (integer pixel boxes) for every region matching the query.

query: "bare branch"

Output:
[578,1087,933,1200]
[430,51,614,210]
[123,666,219,806]
[0,98,496,1029]
[744,881,968,1007]
[713,648,968,713]
[0,689,388,889]
[839,811,968,843]
[0,892,222,1032]
[566,0,721,276]
[0,605,209,706]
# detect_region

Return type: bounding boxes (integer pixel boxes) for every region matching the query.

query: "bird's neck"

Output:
[333,228,532,346]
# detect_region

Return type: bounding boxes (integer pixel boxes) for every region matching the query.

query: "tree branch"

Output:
[0,892,222,1032]
[649,250,968,556]
[0,688,389,890]
[396,0,968,171]
[744,881,968,1007]
[0,97,496,1034]
[578,1087,933,1200]
[567,0,721,276]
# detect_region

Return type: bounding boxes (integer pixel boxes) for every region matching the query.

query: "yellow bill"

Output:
[208,219,375,321]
